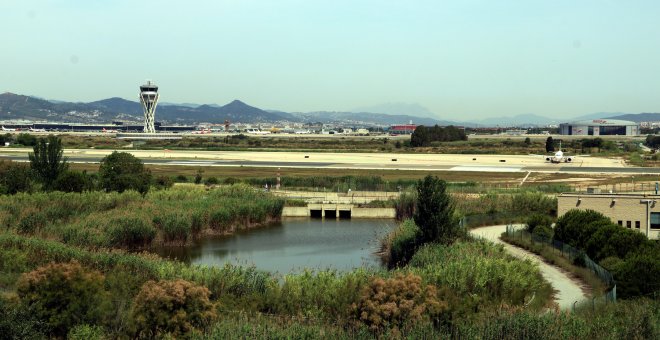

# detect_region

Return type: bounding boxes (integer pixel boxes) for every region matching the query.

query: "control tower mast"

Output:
[139,81,159,133]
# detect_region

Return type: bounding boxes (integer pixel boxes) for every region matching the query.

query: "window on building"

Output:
[635,221,640,229]
[626,221,632,228]
[618,220,623,226]
[651,213,660,230]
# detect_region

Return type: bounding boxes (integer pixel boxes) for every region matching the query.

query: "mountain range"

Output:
[1,92,658,126]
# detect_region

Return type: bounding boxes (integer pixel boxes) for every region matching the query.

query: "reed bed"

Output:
[0,184,285,249]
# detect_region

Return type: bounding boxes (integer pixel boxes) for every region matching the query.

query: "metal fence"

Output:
[505,225,617,309]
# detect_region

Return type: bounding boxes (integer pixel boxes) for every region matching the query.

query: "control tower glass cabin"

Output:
[140,81,159,133]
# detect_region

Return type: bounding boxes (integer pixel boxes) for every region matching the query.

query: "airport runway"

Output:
[2,149,659,175]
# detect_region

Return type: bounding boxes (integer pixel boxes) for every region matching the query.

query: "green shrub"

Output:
[107,216,156,248]
[526,213,553,233]
[204,176,219,186]
[16,261,109,338]
[67,324,105,340]
[153,175,174,190]
[18,212,47,234]
[532,225,554,240]
[131,279,217,338]
[53,170,92,193]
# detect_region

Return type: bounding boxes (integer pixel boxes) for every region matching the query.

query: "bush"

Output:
[53,170,92,193]
[153,175,174,190]
[175,174,188,183]
[131,279,217,338]
[351,273,446,333]
[99,151,151,195]
[67,324,105,340]
[204,176,219,186]
[16,262,109,337]
[15,133,37,146]
[526,213,553,233]
[532,225,554,240]
[107,216,156,248]
[0,161,33,194]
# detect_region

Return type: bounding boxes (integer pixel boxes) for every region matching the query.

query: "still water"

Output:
[155,218,396,273]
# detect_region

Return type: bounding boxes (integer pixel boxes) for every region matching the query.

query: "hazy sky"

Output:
[2,0,660,120]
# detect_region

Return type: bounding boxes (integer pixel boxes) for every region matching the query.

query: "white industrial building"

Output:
[559,119,639,136]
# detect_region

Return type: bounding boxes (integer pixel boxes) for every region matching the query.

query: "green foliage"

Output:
[0,296,48,339]
[545,136,555,152]
[394,191,416,220]
[526,213,554,233]
[194,169,203,184]
[153,175,174,189]
[131,279,217,338]
[53,170,93,193]
[414,175,461,245]
[532,225,554,239]
[16,261,109,338]
[0,160,33,194]
[409,241,549,307]
[204,176,219,185]
[154,213,192,243]
[645,134,660,149]
[16,132,37,146]
[411,125,467,147]
[107,216,157,248]
[383,219,420,268]
[28,135,68,190]
[612,244,660,298]
[554,209,611,247]
[99,151,151,195]
[67,324,105,340]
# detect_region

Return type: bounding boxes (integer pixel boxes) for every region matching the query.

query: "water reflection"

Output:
[154,218,396,273]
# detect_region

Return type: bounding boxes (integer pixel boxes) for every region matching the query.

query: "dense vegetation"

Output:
[0,185,284,249]
[410,125,467,147]
[554,209,660,298]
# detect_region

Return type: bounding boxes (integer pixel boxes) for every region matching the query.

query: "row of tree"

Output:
[0,136,153,195]
[410,125,467,147]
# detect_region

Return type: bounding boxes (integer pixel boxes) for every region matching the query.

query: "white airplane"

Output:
[545,142,574,163]
[29,127,46,132]
[245,129,270,135]
[2,126,17,131]
[102,128,118,133]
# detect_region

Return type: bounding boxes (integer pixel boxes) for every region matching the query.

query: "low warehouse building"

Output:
[558,193,660,240]
[559,119,639,136]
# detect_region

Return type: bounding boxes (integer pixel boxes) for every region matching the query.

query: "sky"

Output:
[2,0,660,120]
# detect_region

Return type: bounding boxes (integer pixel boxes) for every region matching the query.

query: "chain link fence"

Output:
[505,225,617,310]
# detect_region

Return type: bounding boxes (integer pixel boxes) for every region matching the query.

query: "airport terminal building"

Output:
[559,119,639,136]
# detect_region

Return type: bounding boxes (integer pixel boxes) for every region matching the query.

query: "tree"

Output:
[545,136,555,153]
[524,137,531,146]
[98,151,151,195]
[413,175,461,244]
[28,136,68,190]
[16,133,37,146]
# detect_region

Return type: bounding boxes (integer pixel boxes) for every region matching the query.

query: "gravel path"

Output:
[470,225,589,310]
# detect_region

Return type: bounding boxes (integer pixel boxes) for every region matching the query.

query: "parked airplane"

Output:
[29,127,46,132]
[102,128,118,133]
[245,129,270,135]
[1,126,16,132]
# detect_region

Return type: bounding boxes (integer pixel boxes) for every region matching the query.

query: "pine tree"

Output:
[413,175,461,244]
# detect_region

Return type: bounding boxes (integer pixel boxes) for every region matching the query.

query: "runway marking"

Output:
[166,161,216,165]
[450,166,522,172]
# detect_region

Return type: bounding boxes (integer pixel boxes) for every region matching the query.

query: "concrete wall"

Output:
[558,193,660,240]
[282,207,310,217]
[352,208,396,219]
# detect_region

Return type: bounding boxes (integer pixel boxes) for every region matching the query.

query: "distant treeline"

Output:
[410,125,467,147]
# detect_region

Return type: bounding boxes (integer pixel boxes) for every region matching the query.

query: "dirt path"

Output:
[470,225,589,310]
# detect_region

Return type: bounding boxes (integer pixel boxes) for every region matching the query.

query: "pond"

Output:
[154,218,396,273]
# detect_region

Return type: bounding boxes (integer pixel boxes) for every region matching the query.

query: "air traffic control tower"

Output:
[139,81,159,133]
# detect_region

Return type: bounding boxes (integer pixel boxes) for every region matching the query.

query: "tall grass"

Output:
[0,184,285,249]
[408,240,552,309]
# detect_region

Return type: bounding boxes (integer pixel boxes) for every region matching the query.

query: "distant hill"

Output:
[474,113,561,127]
[350,102,438,119]
[0,93,293,124]
[293,111,459,126]
[605,112,660,123]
